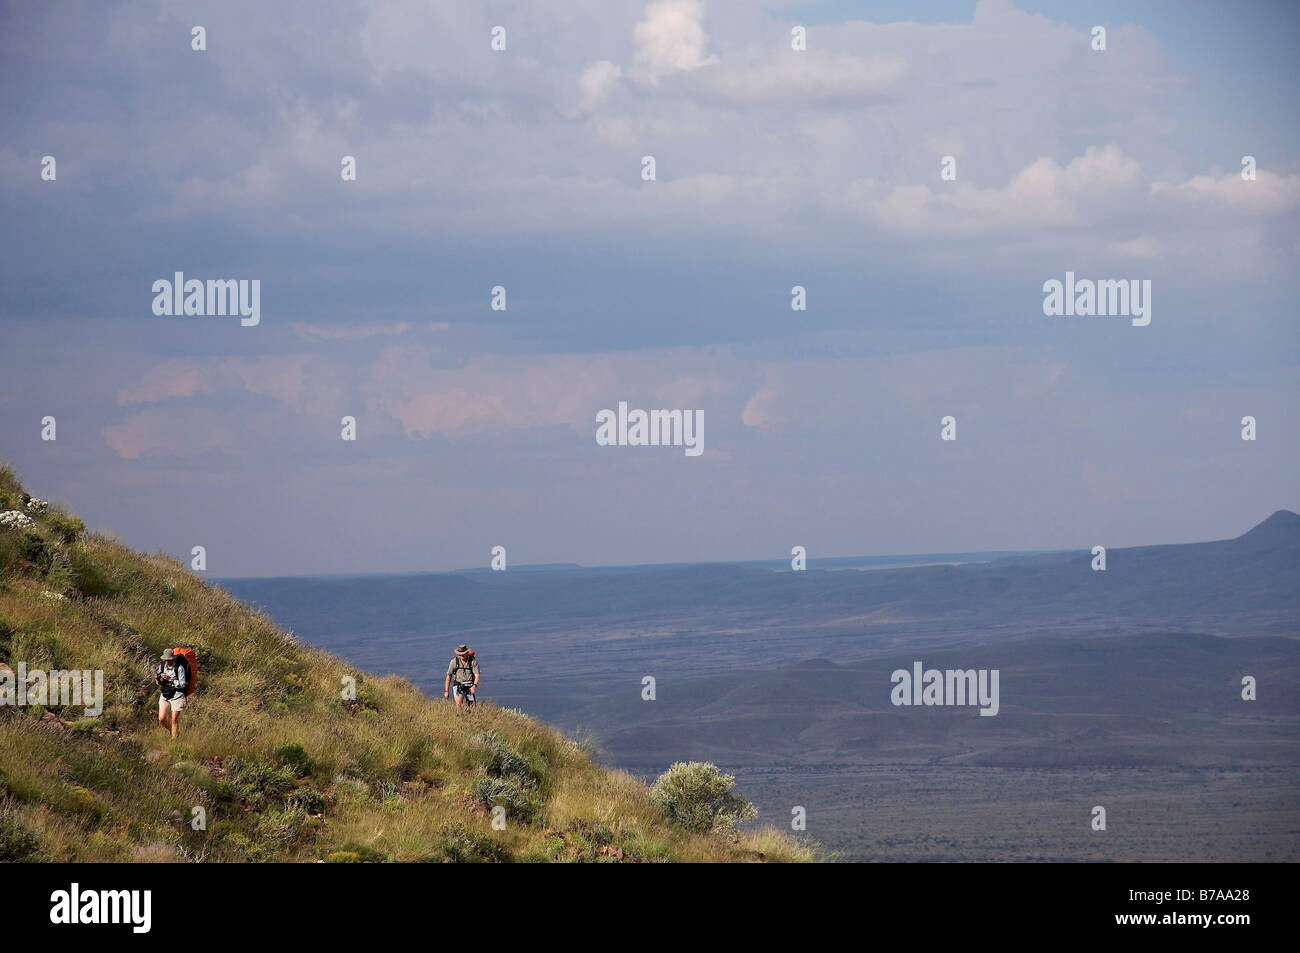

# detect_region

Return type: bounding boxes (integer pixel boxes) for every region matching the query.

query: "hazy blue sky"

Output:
[2,0,1297,575]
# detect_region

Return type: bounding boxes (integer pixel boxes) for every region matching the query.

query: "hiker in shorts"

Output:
[155,649,190,738]
[443,644,479,709]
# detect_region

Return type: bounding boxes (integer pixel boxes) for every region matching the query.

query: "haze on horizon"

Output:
[2,0,1298,577]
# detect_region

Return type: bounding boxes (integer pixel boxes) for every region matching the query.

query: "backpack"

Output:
[452,650,476,681]
[173,647,198,696]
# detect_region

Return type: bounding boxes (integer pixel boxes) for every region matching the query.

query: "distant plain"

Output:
[223,512,1300,861]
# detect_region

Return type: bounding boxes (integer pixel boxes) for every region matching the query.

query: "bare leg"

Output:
[170,709,180,738]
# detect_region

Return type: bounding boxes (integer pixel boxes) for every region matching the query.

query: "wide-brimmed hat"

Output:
[161,649,176,660]
[455,644,470,656]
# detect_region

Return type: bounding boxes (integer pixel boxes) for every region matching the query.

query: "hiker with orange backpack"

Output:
[155,648,195,738]
[443,644,479,709]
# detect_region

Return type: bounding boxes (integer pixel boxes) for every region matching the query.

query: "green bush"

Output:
[255,806,310,848]
[471,776,540,825]
[475,730,544,787]
[287,787,327,814]
[0,804,40,861]
[66,718,101,736]
[650,762,757,834]
[17,532,53,570]
[61,785,105,823]
[213,778,242,803]
[225,759,296,806]
[44,510,86,544]
[274,742,316,778]
[426,822,508,863]
[331,841,388,862]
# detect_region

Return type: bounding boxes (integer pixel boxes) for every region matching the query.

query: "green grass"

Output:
[0,465,813,863]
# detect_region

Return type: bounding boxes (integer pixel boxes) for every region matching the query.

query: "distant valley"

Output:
[223,511,1300,860]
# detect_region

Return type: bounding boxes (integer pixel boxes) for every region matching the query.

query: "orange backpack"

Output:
[173,647,198,696]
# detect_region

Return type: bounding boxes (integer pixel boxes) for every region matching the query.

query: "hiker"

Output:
[155,649,190,738]
[443,644,479,709]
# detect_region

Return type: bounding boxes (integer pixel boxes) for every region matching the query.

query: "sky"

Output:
[1,0,1297,576]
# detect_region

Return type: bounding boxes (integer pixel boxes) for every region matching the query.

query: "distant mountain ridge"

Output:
[224,509,1300,691]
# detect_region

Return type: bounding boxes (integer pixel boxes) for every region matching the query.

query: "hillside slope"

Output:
[0,468,810,863]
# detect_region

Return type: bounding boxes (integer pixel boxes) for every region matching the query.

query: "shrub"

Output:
[331,841,388,862]
[17,531,51,567]
[62,785,105,823]
[475,730,543,787]
[255,807,310,848]
[214,829,263,861]
[650,762,757,834]
[213,778,242,803]
[44,510,86,544]
[0,511,35,531]
[274,742,316,778]
[287,787,327,814]
[0,804,40,861]
[225,759,295,806]
[426,822,509,863]
[471,776,540,825]
[66,717,101,736]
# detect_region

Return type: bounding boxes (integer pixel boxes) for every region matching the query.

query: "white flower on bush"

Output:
[0,510,35,529]
[25,498,50,513]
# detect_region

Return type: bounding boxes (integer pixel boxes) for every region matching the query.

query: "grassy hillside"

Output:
[0,467,811,863]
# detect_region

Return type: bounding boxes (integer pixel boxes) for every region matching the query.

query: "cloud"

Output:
[741,380,783,430]
[1110,235,1160,259]
[848,145,1144,235]
[362,346,744,440]
[102,408,244,460]
[696,50,906,105]
[117,357,316,410]
[362,348,616,438]
[292,321,413,342]
[577,60,623,113]
[1150,169,1300,215]
[633,0,718,80]
[4,0,1273,282]
[116,359,213,406]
